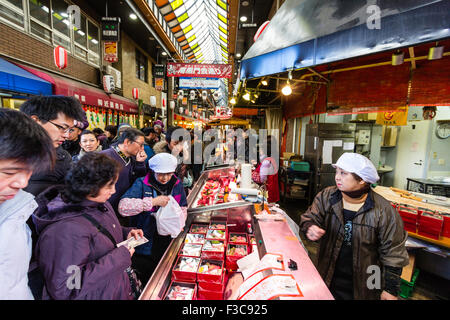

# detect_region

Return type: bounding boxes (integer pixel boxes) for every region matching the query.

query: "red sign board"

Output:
[167,63,232,78]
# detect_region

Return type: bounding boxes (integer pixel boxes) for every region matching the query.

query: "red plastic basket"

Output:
[172,256,200,282]
[201,240,225,260]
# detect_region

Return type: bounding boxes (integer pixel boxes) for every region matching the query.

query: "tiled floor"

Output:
[279,199,449,300]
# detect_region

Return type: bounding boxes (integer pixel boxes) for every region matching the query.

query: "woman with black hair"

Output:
[72,130,102,163]
[33,153,144,300]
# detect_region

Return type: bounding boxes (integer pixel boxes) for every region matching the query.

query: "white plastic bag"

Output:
[154,196,186,238]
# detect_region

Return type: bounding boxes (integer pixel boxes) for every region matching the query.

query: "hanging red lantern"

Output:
[54,46,68,69]
[132,88,140,100]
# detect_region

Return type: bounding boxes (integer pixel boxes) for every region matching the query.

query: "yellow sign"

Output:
[376,107,408,126]
[103,41,118,63]
[155,78,164,91]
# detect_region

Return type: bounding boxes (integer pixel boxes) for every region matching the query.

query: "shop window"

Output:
[136,49,148,83]
[73,14,86,48]
[28,0,50,26]
[0,0,24,28]
[30,19,51,42]
[74,45,87,60]
[87,20,99,63]
[4,0,22,9]
[53,31,70,50]
[51,0,69,38]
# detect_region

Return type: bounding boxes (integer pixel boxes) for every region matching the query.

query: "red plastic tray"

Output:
[178,243,203,258]
[228,232,248,244]
[440,213,450,238]
[197,288,223,300]
[417,212,443,240]
[164,281,197,300]
[201,240,225,260]
[398,206,418,233]
[172,256,200,282]
[197,259,224,284]
[209,221,227,230]
[226,244,248,271]
[189,224,209,234]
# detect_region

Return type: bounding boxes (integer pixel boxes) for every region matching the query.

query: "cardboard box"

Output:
[401,253,416,282]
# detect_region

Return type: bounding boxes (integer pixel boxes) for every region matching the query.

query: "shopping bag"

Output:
[154,196,186,238]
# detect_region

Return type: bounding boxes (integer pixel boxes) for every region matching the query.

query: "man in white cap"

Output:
[118,153,187,284]
[300,153,408,300]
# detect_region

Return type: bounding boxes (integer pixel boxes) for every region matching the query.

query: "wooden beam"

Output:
[409,47,416,70]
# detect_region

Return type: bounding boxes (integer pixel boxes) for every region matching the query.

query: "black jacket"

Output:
[24,146,72,197]
[62,138,81,157]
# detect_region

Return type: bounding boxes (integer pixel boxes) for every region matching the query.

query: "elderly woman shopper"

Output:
[72,130,102,163]
[299,153,409,300]
[33,153,144,300]
[118,153,188,284]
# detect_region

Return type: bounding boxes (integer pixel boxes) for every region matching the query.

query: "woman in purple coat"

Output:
[33,153,144,300]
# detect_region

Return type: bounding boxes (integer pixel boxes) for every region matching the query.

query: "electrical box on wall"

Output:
[356,130,371,145]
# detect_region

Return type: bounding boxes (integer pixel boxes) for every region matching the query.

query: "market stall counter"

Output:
[138,165,333,300]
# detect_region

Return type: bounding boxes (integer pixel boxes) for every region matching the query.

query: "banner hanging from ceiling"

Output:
[179,77,220,89]
[167,63,232,78]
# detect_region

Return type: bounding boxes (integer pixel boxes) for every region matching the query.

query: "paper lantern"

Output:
[169,100,175,110]
[179,107,183,114]
[202,90,207,101]
[54,46,67,69]
[103,75,115,93]
[132,88,140,100]
[254,20,270,42]
[150,95,156,107]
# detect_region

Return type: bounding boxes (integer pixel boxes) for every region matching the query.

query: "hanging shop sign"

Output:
[153,64,165,78]
[375,107,408,126]
[101,17,120,42]
[215,106,233,119]
[155,78,164,91]
[54,46,67,69]
[167,63,232,78]
[182,97,188,105]
[104,41,118,63]
[179,77,221,89]
[103,75,115,93]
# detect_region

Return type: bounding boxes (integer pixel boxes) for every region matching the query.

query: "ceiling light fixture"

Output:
[129,13,138,20]
[243,92,251,101]
[260,78,268,86]
[161,51,167,56]
[235,53,241,58]
[240,16,248,22]
[230,97,237,105]
[392,51,404,66]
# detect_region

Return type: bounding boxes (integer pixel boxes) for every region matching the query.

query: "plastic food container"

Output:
[164,281,197,300]
[417,212,443,240]
[190,224,209,234]
[209,221,227,230]
[179,243,203,258]
[197,259,224,285]
[228,233,248,244]
[201,240,225,260]
[172,256,200,282]
[226,244,248,271]
[206,229,226,241]
[184,233,206,244]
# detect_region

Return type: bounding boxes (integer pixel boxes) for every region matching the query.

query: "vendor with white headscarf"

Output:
[118,153,187,284]
[300,153,409,300]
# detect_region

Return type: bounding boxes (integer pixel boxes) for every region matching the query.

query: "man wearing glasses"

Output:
[101,128,148,226]
[20,95,86,196]
[19,95,86,299]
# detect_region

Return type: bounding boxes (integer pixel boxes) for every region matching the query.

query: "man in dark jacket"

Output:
[101,128,147,226]
[19,95,86,299]
[299,153,409,300]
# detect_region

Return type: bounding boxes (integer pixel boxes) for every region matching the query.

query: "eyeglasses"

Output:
[48,120,74,133]
[132,140,145,148]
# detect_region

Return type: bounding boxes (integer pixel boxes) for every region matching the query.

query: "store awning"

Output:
[17,64,139,114]
[0,57,52,95]
[240,0,450,80]
[208,117,249,126]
